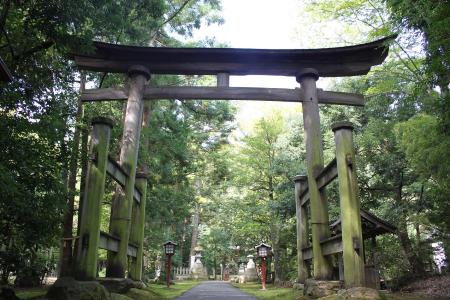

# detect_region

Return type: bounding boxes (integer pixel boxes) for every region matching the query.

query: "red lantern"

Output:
[163,241,177,288]
[255,243,271,290]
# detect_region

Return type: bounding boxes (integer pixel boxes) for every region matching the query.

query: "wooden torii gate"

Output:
[70,36,393,286]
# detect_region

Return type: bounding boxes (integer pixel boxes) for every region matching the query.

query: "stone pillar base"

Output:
[304,279,382,300]
[304,279,342,298]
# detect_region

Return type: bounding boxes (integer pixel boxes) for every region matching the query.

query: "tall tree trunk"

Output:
[59,74,85,276]
[395,172,425,275]
[56,80,69,277]
[189,202,200,269]
[268,174,283,283]
[180,218,188,266]
[270,222,283,283]
[73,111,90,266]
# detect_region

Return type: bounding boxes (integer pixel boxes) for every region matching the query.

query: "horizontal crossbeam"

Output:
[81,86,364,106]
[299,158,338,206]
[106,156,142,205]
[302,235,343,260]
[99,231,138,258]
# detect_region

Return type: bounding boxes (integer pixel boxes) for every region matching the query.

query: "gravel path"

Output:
[175,281,259,300]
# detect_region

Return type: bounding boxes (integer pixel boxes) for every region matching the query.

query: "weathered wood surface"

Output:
[294,176,309,282]
[333,121,365,287]
[128,173,148,280]
[106,156,142,204]
[99,231,137,258]
[72,36,394,77]
[315,158,338,190]
[107,67,148,277]
[81,86,365,106]
[297,158,338,207]
[74,118,113,280]
[299,69,333,279]
[302,235,344,260]
[216,72,230,87]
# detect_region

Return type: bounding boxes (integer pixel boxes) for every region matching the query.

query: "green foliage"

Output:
[0,115,66,284]
[385,0,450,109]
[0,0,226,284]
[395,114,450,182]
[395,114,450,253]
[302,0,448,281]
[198,111,305,281]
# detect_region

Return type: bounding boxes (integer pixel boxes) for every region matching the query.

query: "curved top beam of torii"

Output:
[72,35,395,77]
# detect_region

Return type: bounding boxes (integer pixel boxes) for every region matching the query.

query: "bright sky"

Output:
[192,0,326,131]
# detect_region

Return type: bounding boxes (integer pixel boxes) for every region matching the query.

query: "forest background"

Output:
[0,0,449,289]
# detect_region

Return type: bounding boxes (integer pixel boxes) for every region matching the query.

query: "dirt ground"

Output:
[388,275,450,300]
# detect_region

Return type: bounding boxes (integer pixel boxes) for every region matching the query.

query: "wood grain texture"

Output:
[298,158,338,206]
[99,231,137,257]
[106,156,142,204]
[74,121,112,280]
[81,86,365,106]
[301,235,344,260]
[300,74,333,279]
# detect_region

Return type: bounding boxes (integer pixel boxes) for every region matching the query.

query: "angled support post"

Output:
[293,175,309,283]
[332,121,365,287]
[129,171,148,281]
[107,65,150,277]
[74,117,114,280]
[297,68,333,279]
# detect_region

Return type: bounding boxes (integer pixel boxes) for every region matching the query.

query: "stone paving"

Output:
[175,281,258,300]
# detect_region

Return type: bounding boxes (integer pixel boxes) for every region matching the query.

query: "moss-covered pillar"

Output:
[332,121,365,287]
[74,117,114,280]
[297,69,333,280]
[129,172,148,281]
[107,66,150,278]
[293,175,309,283]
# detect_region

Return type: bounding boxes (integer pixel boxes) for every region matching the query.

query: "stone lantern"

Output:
[244,254,258,282]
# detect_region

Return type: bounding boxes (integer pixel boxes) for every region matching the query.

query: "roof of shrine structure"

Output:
[330,209,397,239]
[72,35,395,77]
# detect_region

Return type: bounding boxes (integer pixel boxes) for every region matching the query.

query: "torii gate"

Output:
[70,36,393,287]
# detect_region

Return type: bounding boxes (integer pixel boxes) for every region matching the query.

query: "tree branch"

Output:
[1,27,15,60]
[99,72,108,88]
[162,0,192,28]
[149,0,192,43]
[15,40,54,61]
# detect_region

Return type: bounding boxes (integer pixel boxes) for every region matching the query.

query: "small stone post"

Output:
[107,65,150,277]
[217,72,230,87]
[297,68,333,279]
[129,172,148,281]
[332,121,365,287]
[74,117,114,280]
[293,175,309,283]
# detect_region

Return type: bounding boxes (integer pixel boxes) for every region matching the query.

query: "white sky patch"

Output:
[192,0,331,132]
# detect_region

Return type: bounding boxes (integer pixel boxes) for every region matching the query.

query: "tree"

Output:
[385,0,450,130]
[0,0,226,283]
[303,0,447,280]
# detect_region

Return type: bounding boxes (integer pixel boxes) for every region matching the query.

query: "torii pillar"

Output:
[106,65,150,277]
[332,122,365,287]
[293,175,309,282]
[297,68,333,279]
